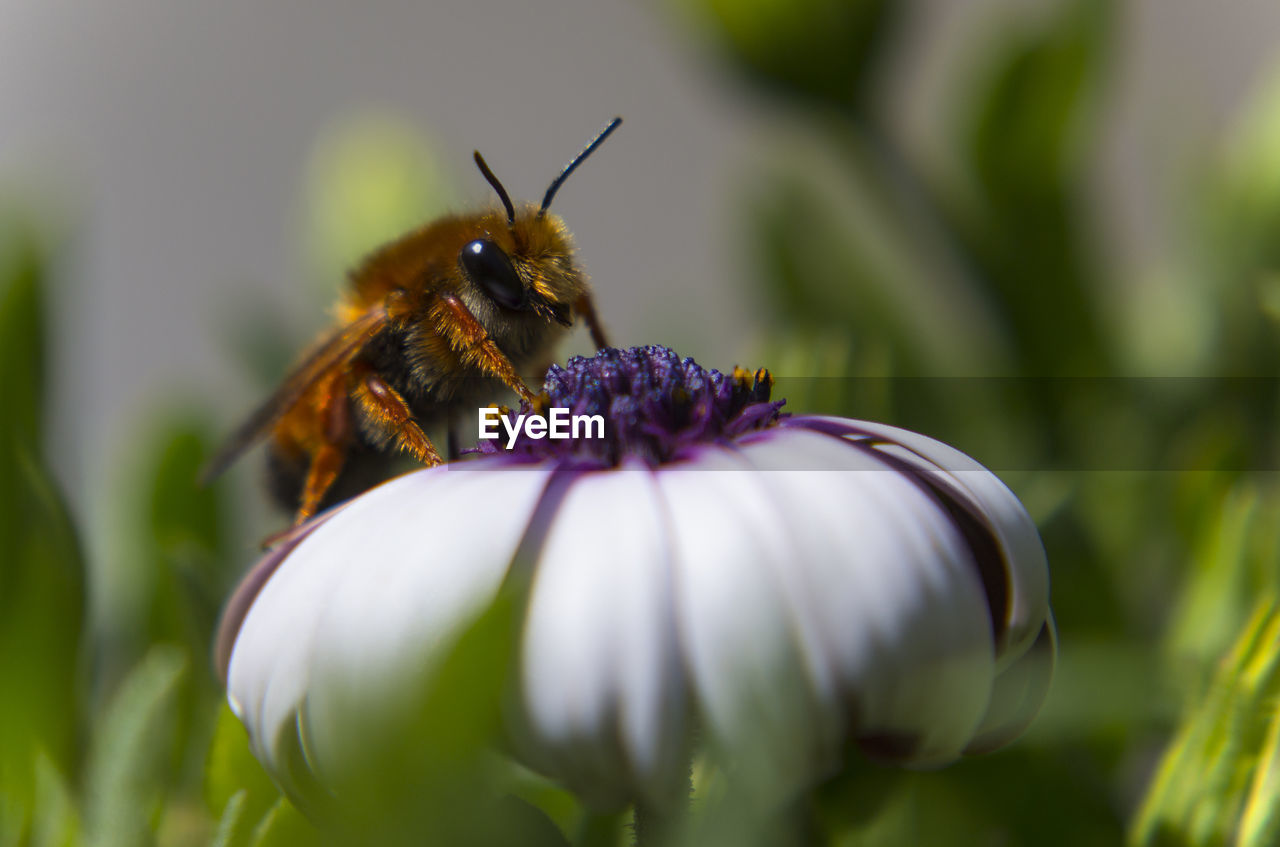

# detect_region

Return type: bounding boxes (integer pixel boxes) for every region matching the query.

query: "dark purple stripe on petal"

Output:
[503,463,588,589]
[910,473,1010,645]
[779,415,890,441]
[857,731,923,763]
[790,419,1012,645]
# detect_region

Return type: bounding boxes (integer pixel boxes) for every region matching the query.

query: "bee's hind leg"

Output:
[295,371,353,526]
[296,443,345,526]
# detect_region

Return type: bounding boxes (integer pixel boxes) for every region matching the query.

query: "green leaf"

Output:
[1165,485,1268,692]
[321,584,522,839]
[30,753,82,847]
[208,792,249,847]
[149,424,227,567]
[1196,57,1280,381]
[965,0,1109,207]
[303,114,453,299]
[277,578,573,845]
[953,0,1113,377]
[668,0,895,107]
[0,751,82,847]
[487,796,571,847]
[205,704,279,828]
[0,228,45,453]
[827,750,1124,847]
[95,418,235,815]
[574,810,627,847]
[0,451,86,800]
[743,147,1010,386]
[1131,598,1280,846]
[1216,57,1280,276]
[248,799,320,847]
[83,646,188,847]
[744,168,956,379]
[746,175,900,341]
[1240,706,1280,847]
[0,794,19,847]
[0,226,86,821]
[132,419,233,666]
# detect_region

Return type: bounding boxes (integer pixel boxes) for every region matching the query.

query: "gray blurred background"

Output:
[2,0,1278,536]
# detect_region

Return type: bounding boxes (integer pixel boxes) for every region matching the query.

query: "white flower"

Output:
[217,347,1054,815]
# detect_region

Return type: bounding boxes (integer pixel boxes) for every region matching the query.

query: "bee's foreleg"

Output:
[431,294,538,404]
[574,293,610,350]
[351,365,444,468]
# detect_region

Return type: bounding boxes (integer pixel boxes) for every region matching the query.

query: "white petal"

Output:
[220,509,337,695]
[226,462,556,791]
[654,446,848,784]
[516,460,686,808]
[225,512,360,798]
[790,417,1050,665]
[966,613,1057,754]
[734,428,996,765]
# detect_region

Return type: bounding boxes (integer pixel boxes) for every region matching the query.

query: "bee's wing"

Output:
[200,306,389,484]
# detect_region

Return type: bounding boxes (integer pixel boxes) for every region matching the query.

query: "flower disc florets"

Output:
[474,345,786,465]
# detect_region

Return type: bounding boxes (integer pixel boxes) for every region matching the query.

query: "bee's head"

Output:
[456,217,578,325]
[458,118,621,329]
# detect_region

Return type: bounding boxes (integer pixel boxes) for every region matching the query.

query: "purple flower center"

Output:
[472,345,786,466]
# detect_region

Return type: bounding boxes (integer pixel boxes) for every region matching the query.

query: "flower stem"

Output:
[632,762,694,847]
[632,802,663,847]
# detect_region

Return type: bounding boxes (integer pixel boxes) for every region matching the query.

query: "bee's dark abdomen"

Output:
[359,326,421,398]
[264,444,307,513]
[265,438,414,517]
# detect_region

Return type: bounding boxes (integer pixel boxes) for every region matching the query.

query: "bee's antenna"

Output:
[538,116,622,218]
[473,151,516,225]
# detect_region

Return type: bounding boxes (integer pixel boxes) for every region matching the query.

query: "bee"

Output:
[203,117,622,525]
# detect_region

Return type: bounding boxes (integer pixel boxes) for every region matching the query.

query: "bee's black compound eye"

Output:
[459,239,525,310]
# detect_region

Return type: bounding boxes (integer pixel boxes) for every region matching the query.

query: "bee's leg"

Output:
[431,294,538,404]
[351,365,445,467]
[295,373,352,525]
[296,444,345,526]
[574,293,610,349]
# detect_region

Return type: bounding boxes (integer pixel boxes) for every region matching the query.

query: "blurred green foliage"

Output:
[1132,597,1280,847]
[8,0,1280,843]
[302,113,455,298]
[695,0,1280,843]
[671,0,892,106]
[0,226,85,847]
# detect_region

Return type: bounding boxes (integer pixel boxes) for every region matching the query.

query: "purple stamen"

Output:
[471,346,786,465]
